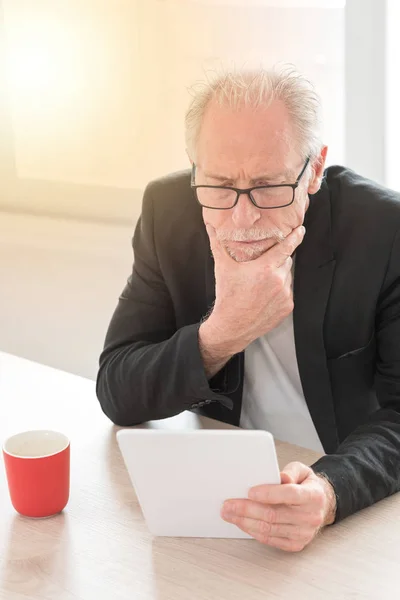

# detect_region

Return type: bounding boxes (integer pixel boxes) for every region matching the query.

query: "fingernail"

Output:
[248,489,258,500]
[301,225,306,235]
[281,472,293,484]
[222,511,234,521]
[221,502,235,517]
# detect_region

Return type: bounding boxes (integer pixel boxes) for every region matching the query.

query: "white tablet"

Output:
[117,426,280,538]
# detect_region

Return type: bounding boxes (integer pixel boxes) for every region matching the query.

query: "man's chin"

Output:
[225,239,276,262]
[226,247,268,262]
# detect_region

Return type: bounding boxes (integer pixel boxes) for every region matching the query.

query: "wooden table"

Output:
[1,352,399,600]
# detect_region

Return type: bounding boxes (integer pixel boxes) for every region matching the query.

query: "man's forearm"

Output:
[311,410,400,522]
[198,317,238,379]
[97,323,225,425]
[315,473,337,526]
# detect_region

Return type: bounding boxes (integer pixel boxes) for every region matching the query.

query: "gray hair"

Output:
[185,65,323,163]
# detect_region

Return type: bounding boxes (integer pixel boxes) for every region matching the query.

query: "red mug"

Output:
[3,430,70,518]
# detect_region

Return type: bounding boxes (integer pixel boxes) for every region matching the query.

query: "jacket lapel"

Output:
[294,181,339,454]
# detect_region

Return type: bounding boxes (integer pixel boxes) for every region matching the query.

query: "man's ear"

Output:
[308,145,328,194]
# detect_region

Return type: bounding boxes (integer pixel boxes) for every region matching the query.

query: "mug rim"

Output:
[2,429,70,459]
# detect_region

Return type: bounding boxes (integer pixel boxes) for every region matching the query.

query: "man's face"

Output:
[194,99,326,262]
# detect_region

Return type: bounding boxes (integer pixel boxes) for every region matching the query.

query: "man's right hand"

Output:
[198,224,306,378]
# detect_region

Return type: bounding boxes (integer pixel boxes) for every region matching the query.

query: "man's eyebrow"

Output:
[203,171,233,182]
[203,170,292,184]
[249,171,292,184]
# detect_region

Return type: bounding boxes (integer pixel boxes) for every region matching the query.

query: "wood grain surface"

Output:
[1,352,399,600]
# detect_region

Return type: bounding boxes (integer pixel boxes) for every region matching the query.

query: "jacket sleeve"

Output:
[96,182,232,426]
[312,228,400,522]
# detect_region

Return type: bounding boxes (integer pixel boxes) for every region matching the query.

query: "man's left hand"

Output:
[221,461,337,552]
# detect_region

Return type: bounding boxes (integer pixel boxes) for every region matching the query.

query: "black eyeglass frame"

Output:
[191,157,310,210]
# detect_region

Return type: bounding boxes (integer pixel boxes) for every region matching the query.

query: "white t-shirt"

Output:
[240,312,324,453]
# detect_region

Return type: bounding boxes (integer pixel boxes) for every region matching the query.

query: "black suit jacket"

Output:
[96,165,400,523]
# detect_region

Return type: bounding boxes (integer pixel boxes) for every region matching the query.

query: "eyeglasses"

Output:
[191,157,310,210]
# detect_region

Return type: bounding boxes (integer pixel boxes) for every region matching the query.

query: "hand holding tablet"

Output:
[117,427,280,538]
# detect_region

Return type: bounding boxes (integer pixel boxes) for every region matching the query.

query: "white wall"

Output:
[385,0,400,191]
[345,0,386,184]
[3,0,345,217]
[1,1,348,378]
[0,212,134,379]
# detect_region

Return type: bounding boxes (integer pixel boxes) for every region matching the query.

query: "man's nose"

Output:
[231,192,261,228]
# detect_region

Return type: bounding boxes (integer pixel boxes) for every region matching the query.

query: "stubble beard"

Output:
[217,228,286,263]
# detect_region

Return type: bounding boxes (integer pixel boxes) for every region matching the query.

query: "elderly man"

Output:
[96,67,400,552]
